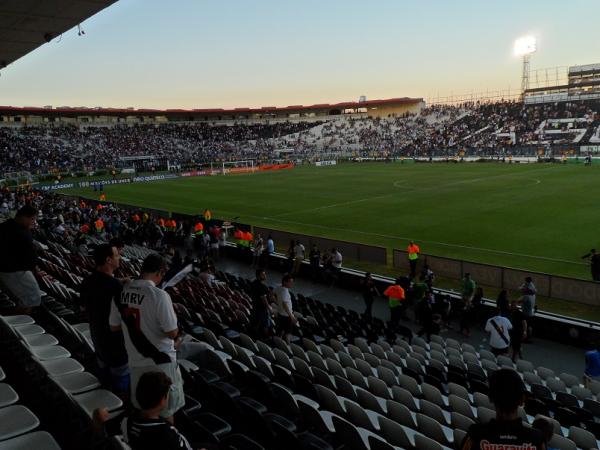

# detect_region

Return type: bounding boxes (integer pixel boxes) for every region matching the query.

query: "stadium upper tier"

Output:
[1,100,599,175]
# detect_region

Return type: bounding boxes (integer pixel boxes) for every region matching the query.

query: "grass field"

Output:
[67,162,599,280]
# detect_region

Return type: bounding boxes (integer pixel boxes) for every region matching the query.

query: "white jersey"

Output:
[109,279,178,366]
[485,315,512,349]
[274,286,292,317]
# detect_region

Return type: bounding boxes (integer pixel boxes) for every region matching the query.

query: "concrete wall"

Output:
[393,249,600,305]
[254,227,387,265]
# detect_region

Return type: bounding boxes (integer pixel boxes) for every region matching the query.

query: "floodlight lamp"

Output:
[514,36,536,56]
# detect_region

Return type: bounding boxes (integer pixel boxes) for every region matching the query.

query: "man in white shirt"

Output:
[109,254,184,422]
[485,308,513,356]
[274,274,297,344]
[291,240,305,276]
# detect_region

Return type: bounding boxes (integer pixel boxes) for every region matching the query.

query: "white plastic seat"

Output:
[0,367,5,382]
[40,358,85,377]
[0,405,40,440]
[74,389,123,417]
[53,372,101,394]
[1,315,35,327]
[0,431,61,450]
[72,323,90,333]
[30,345,71,361]
[22,334,59,347]
[14,324,45,337]
[0,384,19,408]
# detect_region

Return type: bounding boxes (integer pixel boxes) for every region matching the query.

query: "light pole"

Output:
[514,36,537,99]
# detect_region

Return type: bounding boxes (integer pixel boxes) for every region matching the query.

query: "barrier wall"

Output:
[254,227,387,265]
[393,249,600,305]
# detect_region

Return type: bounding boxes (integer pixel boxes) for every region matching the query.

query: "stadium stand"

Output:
[1,100,599,176]
[1,190,600,449]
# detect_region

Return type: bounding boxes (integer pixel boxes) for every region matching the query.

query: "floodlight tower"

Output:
[514,36,537,98]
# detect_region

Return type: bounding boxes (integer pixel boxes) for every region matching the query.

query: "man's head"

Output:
[509,300,519,310]
[109,238,125,254]
[488,369,526,415]
[525,276,532,283]
[141,254,168,284]
[282,274,294,288]
[464,272,471,279]
[15,204,38,229]
[532,417,554,442]
[136,371,172,412]
[94,244,121,273]
[592,249,597,255]
[256,268,266,282]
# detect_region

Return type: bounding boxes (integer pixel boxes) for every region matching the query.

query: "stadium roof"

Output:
[0,97,423,116]
[0,0,117,68]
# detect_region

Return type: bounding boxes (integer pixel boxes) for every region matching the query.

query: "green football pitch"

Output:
[66,162,599,280]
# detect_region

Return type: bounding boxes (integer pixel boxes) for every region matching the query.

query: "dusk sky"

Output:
[1,0,599,109]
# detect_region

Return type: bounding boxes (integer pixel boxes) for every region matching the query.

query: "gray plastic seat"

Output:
[547,433,577,450]
[40,358,84,377]
[420,399,450,426]
[313,367,336,391]
[568,426,597,450]
[571,385,593,402]
[386,399,417,428]
[355,387,387,415]
[546,377,567,393]
[414,429,447,450]
[74,389,124,417]
[2,315,35,326]
[346,367,368,389]
[319,344,337,361]
[308,351,328,371]
[316,385,346,416]
[516,359,535,373]
[454,429,467,449]
[14,324,45,337]
[53,372,101,394]
[30,345,71,361]
[523,371,543,387]
[22,333,59,347]
[297,399,338,435]
[449,394,476,420]
[367,376,391,400]
[397,374,421,397]
[0,405,40,441]
[338,352,357,370]
[363,353,380,369]
[0,431,61,450]
[331,414,377,450]
[421,383,448,408]
[391,385,420,412]
[72,322,90,333]
[536,366,555,380]
[334,375,358,402]
[355,358,374,377]
[378,415,415,449]
[0,367,4,382]
[451,411,476,432]
[343,399,379,432]
[476,406,496,424]
[478,349,496,362]
[559,373,581,388]
[376,365,398,387]
[0,384,19,408]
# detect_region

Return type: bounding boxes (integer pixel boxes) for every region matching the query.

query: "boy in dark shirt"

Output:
[94,371,200,450]
[461,369,545,450]
[249,269,272,338]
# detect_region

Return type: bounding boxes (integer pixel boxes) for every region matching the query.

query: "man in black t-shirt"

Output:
[80,244,129,395]
[460,369,545,450]
[250,268,272,338]
[94,371,200,450]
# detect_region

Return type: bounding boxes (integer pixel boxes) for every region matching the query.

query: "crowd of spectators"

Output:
[1,100,600,176]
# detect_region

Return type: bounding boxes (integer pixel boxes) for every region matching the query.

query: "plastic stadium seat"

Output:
[559,373,581,388]
[449,394,476,420]
[29,345,71,361]
[451,411,475,432]
[52,372,101,394]
[13,324,45,337]
[22,333,59,347]
[368,435,400,450]
[0,405,40,441]
[40,358,84,377]
[476,406,496,424]
[72,388,124,417]
[331,415,378,450]
[0,431,61,450]
[386,399,417,429]
[343,399,380,432]
[536,366,555,380]
[548,434,577,450]
[568,425,597,450]
[0,367,5,382]
[1,315,35,327]
[414,433,446,450]
[0,384,19,408]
